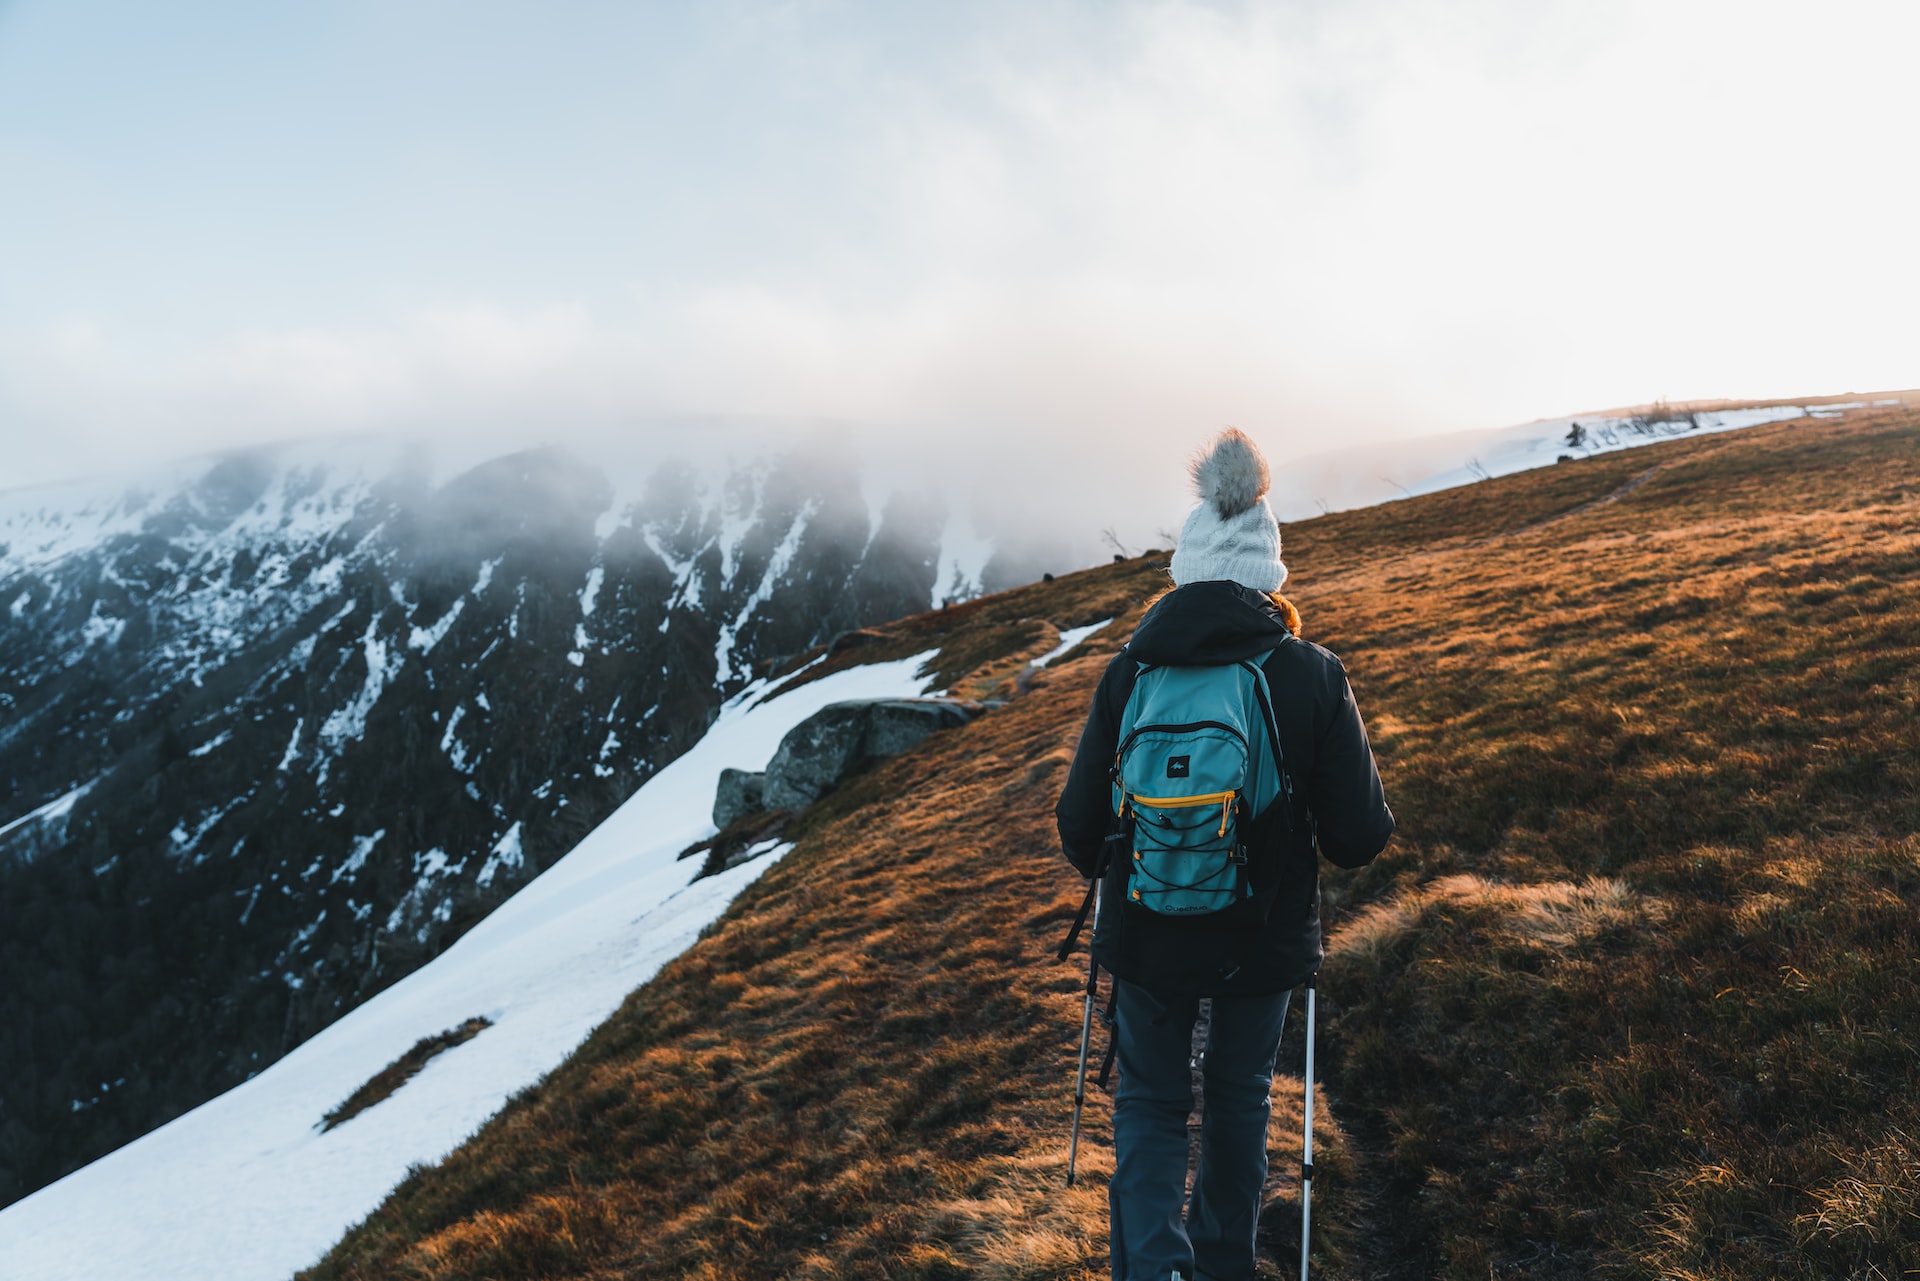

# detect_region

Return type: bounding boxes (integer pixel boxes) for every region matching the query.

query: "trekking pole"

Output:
[1299,971,1318,1281]
[1066,877,1102,1187]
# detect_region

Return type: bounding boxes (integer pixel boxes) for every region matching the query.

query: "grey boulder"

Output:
[712,768,767,829]
[760,698,977,811]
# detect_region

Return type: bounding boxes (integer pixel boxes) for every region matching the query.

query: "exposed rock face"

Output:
[712,769,766,829]
[864,699,980,756]
[760,699,978,811]
[0,440,1004,1210]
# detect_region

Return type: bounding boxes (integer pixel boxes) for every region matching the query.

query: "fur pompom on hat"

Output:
[1169,428,1288,593]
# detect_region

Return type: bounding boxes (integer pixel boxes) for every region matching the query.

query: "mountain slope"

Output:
[0,438,1010,1207]
[293,404,1918,1280]
[0,647,951,1281]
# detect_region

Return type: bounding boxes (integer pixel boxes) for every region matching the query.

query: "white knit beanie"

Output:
[1169,428,1288,593]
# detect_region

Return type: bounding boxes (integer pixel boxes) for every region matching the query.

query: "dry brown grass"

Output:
[303,406,1920,1280]
[321,1018,493,1133]
[1295,407,1920,1278]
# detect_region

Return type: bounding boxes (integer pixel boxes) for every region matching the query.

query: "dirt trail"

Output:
[1295,459,1682,603]
[1469,462,1666,549]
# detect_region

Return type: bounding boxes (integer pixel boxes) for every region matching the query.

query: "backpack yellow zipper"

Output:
[1126,789,1238,836]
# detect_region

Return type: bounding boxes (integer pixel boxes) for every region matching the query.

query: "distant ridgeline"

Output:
[0,441,1038,1208]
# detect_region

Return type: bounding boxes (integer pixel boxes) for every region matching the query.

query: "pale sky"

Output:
[2,0,1916,494]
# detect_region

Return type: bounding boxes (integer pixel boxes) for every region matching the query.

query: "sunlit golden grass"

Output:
[303,406,1920,1280]
[1295,408,1920,1278]
[1330,874,1658,968]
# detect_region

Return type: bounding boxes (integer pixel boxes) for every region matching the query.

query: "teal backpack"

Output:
[1110,647,1295,915]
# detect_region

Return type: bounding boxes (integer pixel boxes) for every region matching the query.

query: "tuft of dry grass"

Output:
[320,1017,493,1133]
[1331,874,1658,968]
[1792,1133,1920,1258]
[302,406,1920,1280]
[675,809,796,880]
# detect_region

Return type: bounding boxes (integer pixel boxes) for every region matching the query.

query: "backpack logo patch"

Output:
[1166,755,1191,778]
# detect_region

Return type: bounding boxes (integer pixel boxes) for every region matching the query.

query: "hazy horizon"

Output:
[3,0,1915,499]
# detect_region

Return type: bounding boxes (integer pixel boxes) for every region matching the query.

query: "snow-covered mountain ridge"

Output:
[0,648,946,1281]
[0,438,1009,1209]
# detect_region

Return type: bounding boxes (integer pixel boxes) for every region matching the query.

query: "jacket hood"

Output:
[1125,580,1293,667]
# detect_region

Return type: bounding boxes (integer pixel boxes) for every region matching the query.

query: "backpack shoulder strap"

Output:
[1241,637,1302,832]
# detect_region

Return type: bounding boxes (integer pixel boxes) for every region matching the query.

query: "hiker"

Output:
[1056,428,1395,1281]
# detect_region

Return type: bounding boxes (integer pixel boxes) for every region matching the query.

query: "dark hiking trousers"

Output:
[1109,979,1292,1281]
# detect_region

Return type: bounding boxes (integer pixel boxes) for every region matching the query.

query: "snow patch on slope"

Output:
[0,780,93,841]
[319,620,402,752]
[474,823,523,889]
[1033,618,1115,668]
[331,832,384,886]
[577,566,604,618]
[408,600,464,653]
[714,501,816,684]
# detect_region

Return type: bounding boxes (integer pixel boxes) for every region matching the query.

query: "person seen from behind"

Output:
[1056,428,1395,1281]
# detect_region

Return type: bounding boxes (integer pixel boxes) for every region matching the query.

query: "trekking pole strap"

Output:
[1094,982,1119,1088]
[1095,1033,1119,1089]
[1056,877,1099,961]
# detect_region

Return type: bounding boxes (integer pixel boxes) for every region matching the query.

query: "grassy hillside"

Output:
[301,405,1920,1280]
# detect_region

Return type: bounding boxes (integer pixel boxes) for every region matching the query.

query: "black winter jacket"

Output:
[1054,581,1395,996]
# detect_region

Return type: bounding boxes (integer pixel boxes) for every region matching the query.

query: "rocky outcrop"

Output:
[758,698,979,812]
[691,698,979,882]
[712,769,766,829]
